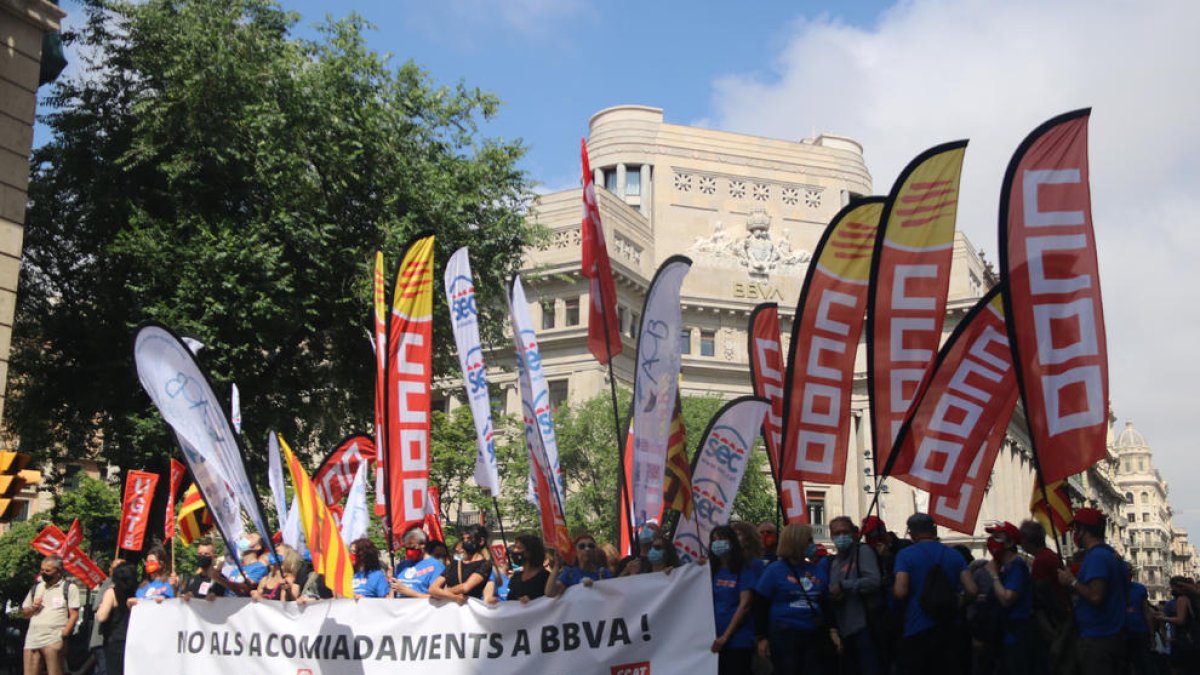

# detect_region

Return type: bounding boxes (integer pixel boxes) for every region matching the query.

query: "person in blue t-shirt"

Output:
[892,512,977,675]
[135,550,176,602]
[349,538,391,599]
[1123,563,1154,675]
[392,537,446,598]
[546,534,612,598]
[982,521,1043,675]
[1057,507,1128,674]
[392,527,428,579]
[707,525,754,675]
[752,523,829,674]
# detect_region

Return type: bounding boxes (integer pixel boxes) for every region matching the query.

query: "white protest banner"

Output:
[340,462,369,544]
[673,396,769,564]
[445,247,501,495]
[127,562,716,675]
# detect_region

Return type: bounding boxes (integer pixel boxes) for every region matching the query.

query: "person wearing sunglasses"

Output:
[546,534,613,597]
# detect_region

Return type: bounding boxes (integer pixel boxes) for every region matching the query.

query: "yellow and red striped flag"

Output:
[1031,479,1073,535]
[176,484,213,546]
[279,434,354,598]
[661,396,692,518]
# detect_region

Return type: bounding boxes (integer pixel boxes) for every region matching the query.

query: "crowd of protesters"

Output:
[18,505,1200,675]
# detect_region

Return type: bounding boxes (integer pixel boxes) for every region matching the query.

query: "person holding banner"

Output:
[349,538,392,599]
[179,539,224,600]
[706,525,754,675]
[490,534,549,604]
[546,534,612,597]
[252,547,302,602]
[133,547,175,602]
[96,563,138,675]
[21,556,81,675]
[430,525,490,603]
[390,530,446,599]
[209,533,269,597]
[752,523,830,674]
[621,529,678,577]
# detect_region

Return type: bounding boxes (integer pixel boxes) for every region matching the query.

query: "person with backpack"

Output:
[20,556,81,675]
[891,512,977,675]
[1056,507,1129,675]
[828,515,884,675]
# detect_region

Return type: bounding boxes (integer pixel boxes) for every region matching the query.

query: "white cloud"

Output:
[709,0,1200,535]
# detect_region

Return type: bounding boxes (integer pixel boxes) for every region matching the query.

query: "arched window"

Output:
[1125,492,1134,504]
[1141,492,1149,504]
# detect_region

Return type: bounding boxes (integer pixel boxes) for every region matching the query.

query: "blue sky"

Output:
[49,0,1200,538]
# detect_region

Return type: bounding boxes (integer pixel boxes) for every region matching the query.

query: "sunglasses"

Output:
[576,542,597,550]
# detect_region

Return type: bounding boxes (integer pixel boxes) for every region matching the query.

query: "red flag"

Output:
[748,303,807,524]
[867,142,967,475]
[164,459,185,541]
[889,287,1017,496]
[423,484,445,544]
[999,109,1107,484]
[930,391,1018,534]
[385,234,436,539]
[373,251,388,517]
[580,139,622,364]
[312,433,376,506]
[782,199,885,485]
[32,525,107,589]
[118,470,159,552]
[617,428,635,556]
[60,519,81,556]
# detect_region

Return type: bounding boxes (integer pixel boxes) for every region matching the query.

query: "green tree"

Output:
[9,0,540,481]
[0,515,49,609]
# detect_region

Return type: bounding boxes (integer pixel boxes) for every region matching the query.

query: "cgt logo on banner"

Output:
[125,563,714,675]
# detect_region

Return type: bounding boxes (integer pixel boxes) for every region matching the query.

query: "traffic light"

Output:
[0,451,32,523]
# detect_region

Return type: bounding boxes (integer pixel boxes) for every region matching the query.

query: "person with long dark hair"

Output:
[430,525,491,604]
[96,563,139,675]
[349,538,391,599]
[708,525,754,675]
[491,534,550,604]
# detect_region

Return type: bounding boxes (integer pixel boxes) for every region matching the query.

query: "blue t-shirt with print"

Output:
[754,559,828,632]
[490,569,510,601]
[713,565,755,649]
[136,579,175,600]
[893,540,966,637]
[1001,556,1033,643]
[1074,544,1126,638]
[395,557,445,595]
[558,566,612,588]
[352,569,390,598]
[242,561,269,585]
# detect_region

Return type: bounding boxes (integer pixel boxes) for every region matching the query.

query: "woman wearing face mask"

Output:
[546,534,612,597]
[348,538,391,599]
[731,521,767,583]
[133,546,175,603]
[617,524,659,576]
[828,515,883,675]
[622,531,679,576]
[708,525,755,675]
[489,535,549,604]
[752,523,830,674]
[430,525,491,604]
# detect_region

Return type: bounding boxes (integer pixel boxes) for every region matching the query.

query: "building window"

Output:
[625,166,641,196]
[1129,513,1137,523]
[618,306,628,334]
[1139,458,1146,471]
[1141,491,1149,504]
[680,328,692,355]
[565,297,580,326]
[630,313,640,338]
[604,169,617,193]
[488,384,507,418]
[64,465,83,490]
[1122,459,1130,473]
[541,300,555,330]
[549,380,569,412]
[1143,512,1150,523]
[1125,492,1134,504]
[807,492,826,525]
[700,330,716,357]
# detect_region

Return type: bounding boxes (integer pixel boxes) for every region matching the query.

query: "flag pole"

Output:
[1028,434,1064,557]
[491,496,510,551]
[601,309,634,551]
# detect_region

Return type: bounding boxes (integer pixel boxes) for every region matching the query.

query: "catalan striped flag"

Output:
[661,396,692,519]
[1031,479,1074,535]
[279,434,354,598]
[176,484,213,546]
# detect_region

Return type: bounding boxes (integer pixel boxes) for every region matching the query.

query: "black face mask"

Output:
[42,573,58,585]
[509,552,525,567]
[462,539,481,554]
[196,555,213,569]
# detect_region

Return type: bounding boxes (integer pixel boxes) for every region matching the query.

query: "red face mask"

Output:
[986,539,1005,557]
[405,548,422,562]
[761,533,778,549]
[349,553,358,567]
[145,561,162,576]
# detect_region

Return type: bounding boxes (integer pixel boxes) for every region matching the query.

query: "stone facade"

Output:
[0,0,64,425]
[485,105,1039,549]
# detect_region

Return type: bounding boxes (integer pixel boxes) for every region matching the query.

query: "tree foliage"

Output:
[9,0,540,481]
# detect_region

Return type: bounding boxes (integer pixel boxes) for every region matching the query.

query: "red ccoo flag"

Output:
[580,139,622,364]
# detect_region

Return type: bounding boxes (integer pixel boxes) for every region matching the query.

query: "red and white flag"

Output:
[930,391,1018,534]
[580,139,622,364]
[118,470,159,552]
[32,524,107,589]
[164,459,186,541]
[373,251,388,517]
[867,142,967,475]
[748,303,806,524]
[60,519,82,556]
[999,109,1107,484]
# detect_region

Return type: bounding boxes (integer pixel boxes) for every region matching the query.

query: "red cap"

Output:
[814,543,829,558]
[861,516,886,544]
[1074,507,1104,527]
[271,530,284,546]
[985,521,1020,545]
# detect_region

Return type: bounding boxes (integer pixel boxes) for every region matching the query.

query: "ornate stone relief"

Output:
[670,167,826,213]
[551,227,582,249]
[613,232,643,266]
[687,209,811,278]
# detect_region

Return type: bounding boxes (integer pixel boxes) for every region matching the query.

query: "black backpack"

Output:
[918,549,958,624]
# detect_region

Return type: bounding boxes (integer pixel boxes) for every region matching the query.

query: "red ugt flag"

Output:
[164,459,185,541]
[580,139,622,364]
